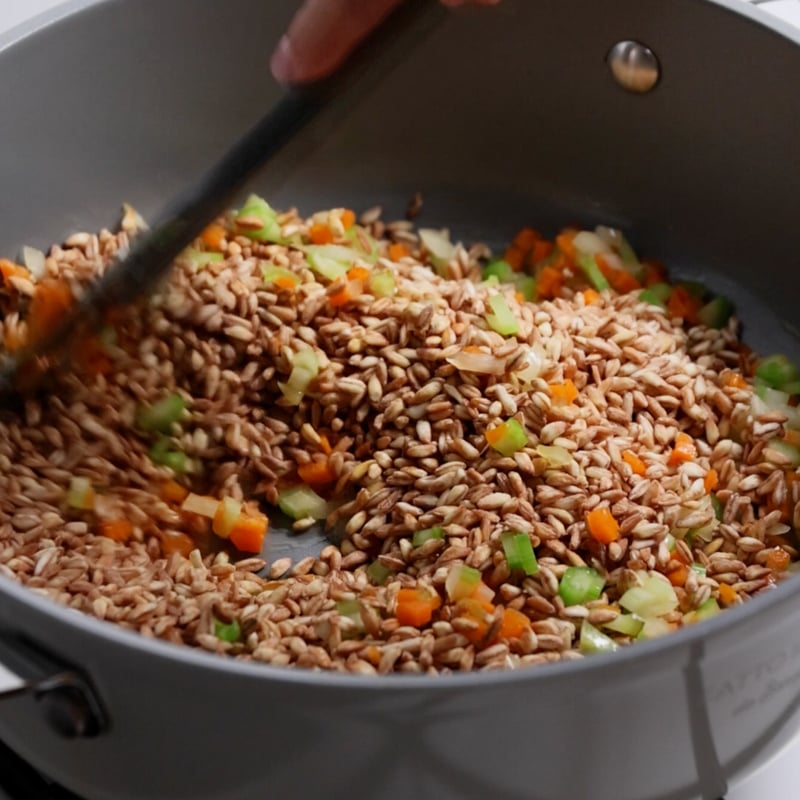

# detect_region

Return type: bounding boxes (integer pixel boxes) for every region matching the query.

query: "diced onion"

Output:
[514,345,546,386]
[212,497,243,539]
[445,563,482,602]
[446,349,506,375]
[580,620,618,654]
[620,572,678,618]
[573,231,611,257]
[21,246,46,279]
[181,493,220,519]
[419,228,456,272]
[535,444,572,468]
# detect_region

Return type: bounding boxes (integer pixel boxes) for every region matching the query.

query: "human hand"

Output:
[271,0,499,84]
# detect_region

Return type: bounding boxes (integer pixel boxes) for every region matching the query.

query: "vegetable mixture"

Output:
[0,197,797,674]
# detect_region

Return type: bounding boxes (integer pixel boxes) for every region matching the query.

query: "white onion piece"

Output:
[594,225,623,249]
[21,246,46,279]
[181,493,220,519]
[446,349,506,375]
[514,345,546,386]
[573,230,611,257]
[121,203,149,232]
[419,228,456,265]
[620,572,678,618]
[535,444,572,468]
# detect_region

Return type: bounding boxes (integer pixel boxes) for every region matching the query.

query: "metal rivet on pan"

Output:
[607,40,660,93]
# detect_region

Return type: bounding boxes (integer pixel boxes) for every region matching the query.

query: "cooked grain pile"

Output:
[0,203,796,674]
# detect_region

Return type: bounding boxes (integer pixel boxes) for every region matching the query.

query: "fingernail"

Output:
[270,35,295,83]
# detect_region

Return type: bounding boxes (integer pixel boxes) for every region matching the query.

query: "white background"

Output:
[1,0,799,798]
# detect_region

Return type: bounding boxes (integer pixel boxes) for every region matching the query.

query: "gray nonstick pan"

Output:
[1,1,800,799]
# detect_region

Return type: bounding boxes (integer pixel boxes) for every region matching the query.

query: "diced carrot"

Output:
[3,324,27,353]
[27,279,74,341]
[329,279,363,308]
[347,266,370,282]
[485,421,508,448]
[643,259,668,286]
[536,265,564,300]
[318,435,333,456]
[528,239,554,267]
[498,607,531,640]
[503,244,525,271]
[0,259,30,284]
[596,254,641,294]
[512,227,539,252]
[201,223,226,251]
[549,379,578,405]
[309,223,334,245]
[765,547,791,572]
[395,587,441,627]
[667,564,689,587]
[341,209,356,230]
[160,479,189,504]
[704,469,719,493]
[73,335,112,376]
[555,230,577,262]
[718,583,738,606]
[160,531,195,557]
[364,645,381,666]
[455,597,495,645]
[99,519,134,543]
[229,513,268,554]
[298,460,337,488]
[669,432,697,467]
[514,291,525,304]
[582,288,601,305]
[388,242,410,261]
[585,507,620,544]
[463,345,484,354]
[667,285,702,324]
[622,450,647,476]
[724,372,748,390]
[274,275,299,291]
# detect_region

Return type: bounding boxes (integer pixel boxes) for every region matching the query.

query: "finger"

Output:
[271,0,404,84]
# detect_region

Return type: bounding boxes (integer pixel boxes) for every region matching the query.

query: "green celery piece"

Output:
[690,563,707,578]
[576,253,611,292]
[695,598,721,622]
[501,532,539,575]
[647,282,673,302]
[278,485,329,521]
[236,194,283,243]
[697,296,733,329]
[639,289,667,308]
[755,354,800,389]
[369,271,396,298]
[602,613,644,637]
[366,559,392,586]
[148,438,187,474]
[710,494,724,521]
[513,274,536,301]
[347,226,380,263]
[780,380,800,396]
[767,438,800,467]
[305,244,361,281]
[486,294,519,336]
[214,618,242,643]
[335,599,362,619]
[679,281,707,299]
[412,526,445,548]
[558,566,605,606]
[181,248,224,269]
[67,476,93,510]
[483,259,515,282]
[488,418,528,456]
[580,620,618,654]
[136,394,187,434]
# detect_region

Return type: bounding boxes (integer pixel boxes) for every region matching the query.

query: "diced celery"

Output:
[766,438,800,467]
[691,563,707,578]
[278,349,319,406]
[369,270,396,298]
[214,618,242,643]
[603,613,644,637]
[647,283,673,302]
[235,194,283,243]
[696,598,721,621]
[366,559,392,586]
[755,354,800,390]
[347,226,380,263]
[412,526,445,548]
[445,563,482,602]
[181,248,224,269]
[577,253,610,292]
[620,572,678,617]
[278,485,329,521]
[483,259,515,282]
[486,294,520,336]
[501,531,539,575]
[637,617,672,639]
[580,620,618,654]
[710,494,724,521]
[136,394,187,434]
[679,281,707,299]
[489,419,528,456]
[262,265,300,289]
[419,228,456,274]
[212,496,243,539]
[335,598,362,620]
[697,296,732,329]
[638,289,667,308]
[67,476,95,511]
[513,274,536,301]
[305,244,362,281]
[148,439,188,474]
[781,380,800,396]
[558,567,605,606]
